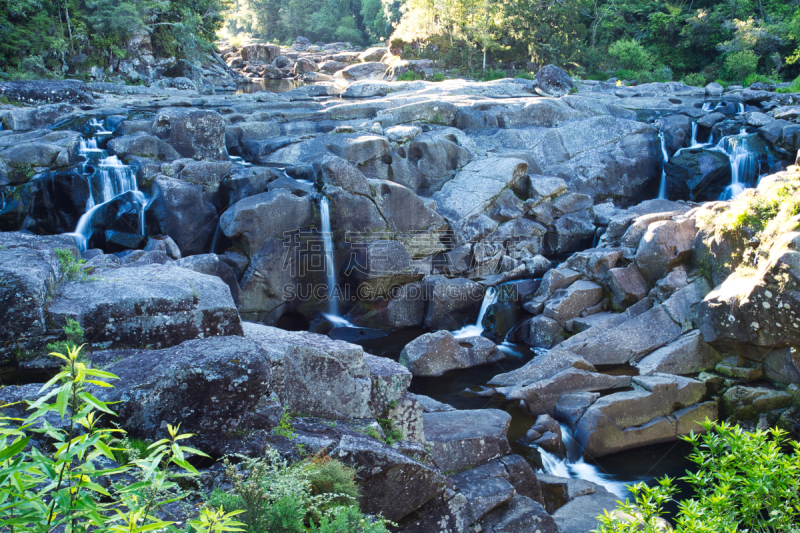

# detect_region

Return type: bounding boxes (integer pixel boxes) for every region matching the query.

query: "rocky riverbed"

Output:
[1,68,799,532]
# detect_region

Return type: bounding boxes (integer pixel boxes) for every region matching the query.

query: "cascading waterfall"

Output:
[318,194,356,328]
[453,286,499,338]
[713,130,760,200]
[536,423,630,499]
[657,132,669,199]
[70,121,147,251]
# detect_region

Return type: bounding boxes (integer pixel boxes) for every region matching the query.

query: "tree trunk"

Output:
[64,0,74,53]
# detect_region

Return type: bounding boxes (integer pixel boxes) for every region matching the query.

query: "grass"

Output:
[274,409,296,439]
[514,71,535,80]
[377,418,403,446]
[45,318,84,358]
[480,68,507,82]
[777,74,800,94]
[396,70,424,81]
[54,248,92,282]
[0,96,23,107]
[111,437,154,464]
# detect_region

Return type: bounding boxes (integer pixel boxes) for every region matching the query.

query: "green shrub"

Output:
[608,39,653,71]
[396,70,424,81]
[744,73,776,87]
[45,317,84,357]
[377,418,404,445]
[311,505,390,533]
[777,74,800,93]
[514,71,535,80]
[0,345,241,533]
[55,247,92,281]
[306,452,360,506]
[480,68,507,81]
[596,420,800,533]
[111,436,154,465]
[682,72,708,87]
[431,72,445,82]
[724,50,759,84]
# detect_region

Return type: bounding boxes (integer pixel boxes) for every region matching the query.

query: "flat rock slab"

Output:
[423,409,511,473]
[47,263,243,351]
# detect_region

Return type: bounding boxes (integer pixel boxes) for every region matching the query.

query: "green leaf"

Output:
[0,436,30,462]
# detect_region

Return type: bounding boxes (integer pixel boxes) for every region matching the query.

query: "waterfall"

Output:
[713,131,760,200]
[318,194,356,328]
[737,102,745,114]
[657,132,669,200]
[70,143,146,252]
[701,102,713,112]
[453,286,499,338]
[535,423,631,499]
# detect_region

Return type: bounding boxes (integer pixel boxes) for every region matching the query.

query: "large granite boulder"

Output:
[534,65,573,97]
[47,263,243,351]
[0,80,94,104]
[94,336,271,455]
[144,177,218,256]
[153,109,227,160]
[423,409,512,473]
[399,331,503,376]
[665,149,731,201]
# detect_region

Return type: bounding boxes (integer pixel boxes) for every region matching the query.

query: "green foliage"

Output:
[682,71,708,87]
[311,505,390,533]
[377,418,403,445]
[744,73,776,86]
[274,409,296,439]
[514,71,534,80]
[480,68,507,81]
[306,452,360,506]
[596,420,800,533]
[45,317,85,357]
[111,436,154,465]
[397,70,425,81]
[724,50,759,83]
[212,450,388,533]
[608,39,653,71]
[55,247,92,282]
[0,344,244,533]
[777,74,800,93]
[431,71,446,81]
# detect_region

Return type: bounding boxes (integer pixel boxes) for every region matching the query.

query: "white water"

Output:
[536,423,631,499]
[712,129,759,200]
[319,195,351,327]
[70,137,146,251]
[657,132,669,199]
[453,286,499,338]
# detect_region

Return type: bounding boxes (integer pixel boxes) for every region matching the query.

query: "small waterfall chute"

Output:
[657,132,669,200]
[318,193,357,328]
[453,286,499,338]
[535,424,631,499]
[712,131,760,200]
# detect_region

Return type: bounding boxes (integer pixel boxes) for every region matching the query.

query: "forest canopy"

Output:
[1,0,799,85]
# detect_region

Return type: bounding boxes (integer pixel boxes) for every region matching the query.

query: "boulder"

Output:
[240,44,280,63]
[422,275,483,330]
[358,47,388,62]
[0,233,77,363]
[332,433,446,521]
[635,218,697,284]
[575,374,715,457]
[528,315,565,349]
[175,254,240,306]
[0,79,93,104]
[608,263,649,309]
[722,386,793,422]
[542,280,603,325]
[107,133,181,161]
[534,65,573,98]
[339,62,387,81]
[555,392,600,430]
[244,322,374,419]
[377,101,459,128]
[478,495,557,533]
[219,189,315,256]
[153,109,227,160]
[423,409,512,473]
[47,263,243,351]
[95,336,271,455]
[551,482,622,533]
[636,330,721,375]
[144,177,218,256]
[665,149,731,201]
[399,331,503,376]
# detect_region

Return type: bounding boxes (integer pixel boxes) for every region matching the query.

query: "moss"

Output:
[8,163,36,184]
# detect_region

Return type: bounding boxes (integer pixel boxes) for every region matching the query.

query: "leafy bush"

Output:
[596,420,800,533]
[0,344,241,533]
[45,317,84,357]
[744,73,776,87]
[396,70,424,81]
[480,68,507,81]
[311,505,391,533]
[514,71,535,80]
[724,50,759,84]
[682,72,708,87]
[431,72,445,82]
[54,248,92,281]
[777,74,800,93]
[306,451,360,506]
[608,39,653,71]
[211,451,390,533]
